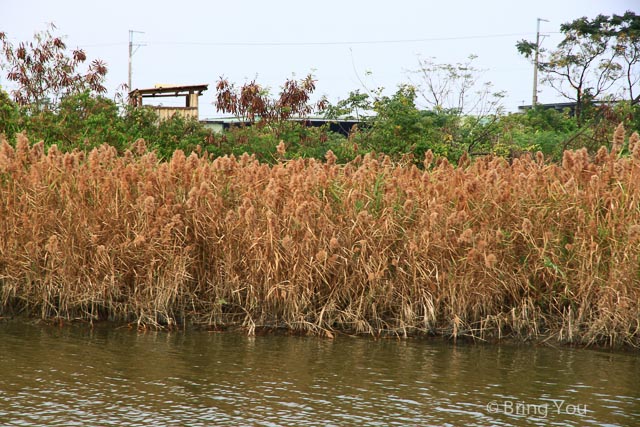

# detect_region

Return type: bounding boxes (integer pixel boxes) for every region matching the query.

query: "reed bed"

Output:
[1,127,640,347]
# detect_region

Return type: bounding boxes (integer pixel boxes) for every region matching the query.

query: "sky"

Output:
[1,0,637,118]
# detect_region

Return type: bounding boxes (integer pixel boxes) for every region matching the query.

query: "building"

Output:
[128,84,208,121]
[517,100,618,116]
[201,116,363,136]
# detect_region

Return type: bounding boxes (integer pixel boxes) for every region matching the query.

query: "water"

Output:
[0,322,638,426]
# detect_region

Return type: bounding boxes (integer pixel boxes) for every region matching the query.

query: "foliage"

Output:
[0,88,20,137]
[0,86,213,157]
[517,11,640,123]
[323,89,371,120]
[206,120,354,164]
[0,88,123,150]
[327,81,509,162]
[207,74,350,162]
[611,11,640,102]
[121,106,212,160]
[0,24,107,111]
[409,54,506,116]
[215,74,328,126]
[493,107,579,160]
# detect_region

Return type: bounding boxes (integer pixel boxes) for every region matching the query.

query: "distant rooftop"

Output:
[201,115,365,136]
[128,84,208,99]
[518,100,619,116]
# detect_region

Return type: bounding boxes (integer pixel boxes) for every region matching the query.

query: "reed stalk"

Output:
[1,129,639,347]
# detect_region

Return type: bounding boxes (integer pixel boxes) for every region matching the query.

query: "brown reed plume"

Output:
[0,127,639,347]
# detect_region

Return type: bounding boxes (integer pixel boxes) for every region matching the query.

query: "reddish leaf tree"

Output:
[215,74,327,125]
[0,24,107,111]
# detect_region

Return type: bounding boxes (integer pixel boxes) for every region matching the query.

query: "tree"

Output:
[408,55,504,115]
[214,74,327,125]
[517,12,640,123]
[611,11,640,103]
[407,55,506,154]
[323,57,510,161]
[323,89,371,121]
[0,24,107,111]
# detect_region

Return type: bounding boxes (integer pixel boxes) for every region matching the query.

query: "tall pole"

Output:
[128,32,132,91]
[128,30,145,91]
[532,18,548,107]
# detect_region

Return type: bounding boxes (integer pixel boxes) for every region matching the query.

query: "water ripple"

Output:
[0,324,638,426]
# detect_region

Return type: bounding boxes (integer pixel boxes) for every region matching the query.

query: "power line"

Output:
[148,32,558,47]
[77,42,124,48]
[78,31,561,50]
[3,27,565,51]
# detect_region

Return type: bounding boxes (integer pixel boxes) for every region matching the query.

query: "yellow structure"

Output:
[128,84,208,120]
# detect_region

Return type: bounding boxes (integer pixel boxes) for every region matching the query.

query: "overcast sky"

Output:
[1,0,636,118]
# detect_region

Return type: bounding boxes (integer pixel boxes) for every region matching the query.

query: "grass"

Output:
[0,126,639,347]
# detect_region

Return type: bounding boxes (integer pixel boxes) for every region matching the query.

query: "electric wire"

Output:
[77,31,561,49]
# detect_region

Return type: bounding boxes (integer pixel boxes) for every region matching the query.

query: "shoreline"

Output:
[1,314,637,351]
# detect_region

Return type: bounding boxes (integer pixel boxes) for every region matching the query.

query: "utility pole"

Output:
[532,18,549,107]
[128,30,145,91]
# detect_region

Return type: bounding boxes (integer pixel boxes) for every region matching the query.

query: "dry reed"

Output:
[1,128,639,347]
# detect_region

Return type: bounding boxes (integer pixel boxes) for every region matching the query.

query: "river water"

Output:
[0,322,638,426]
